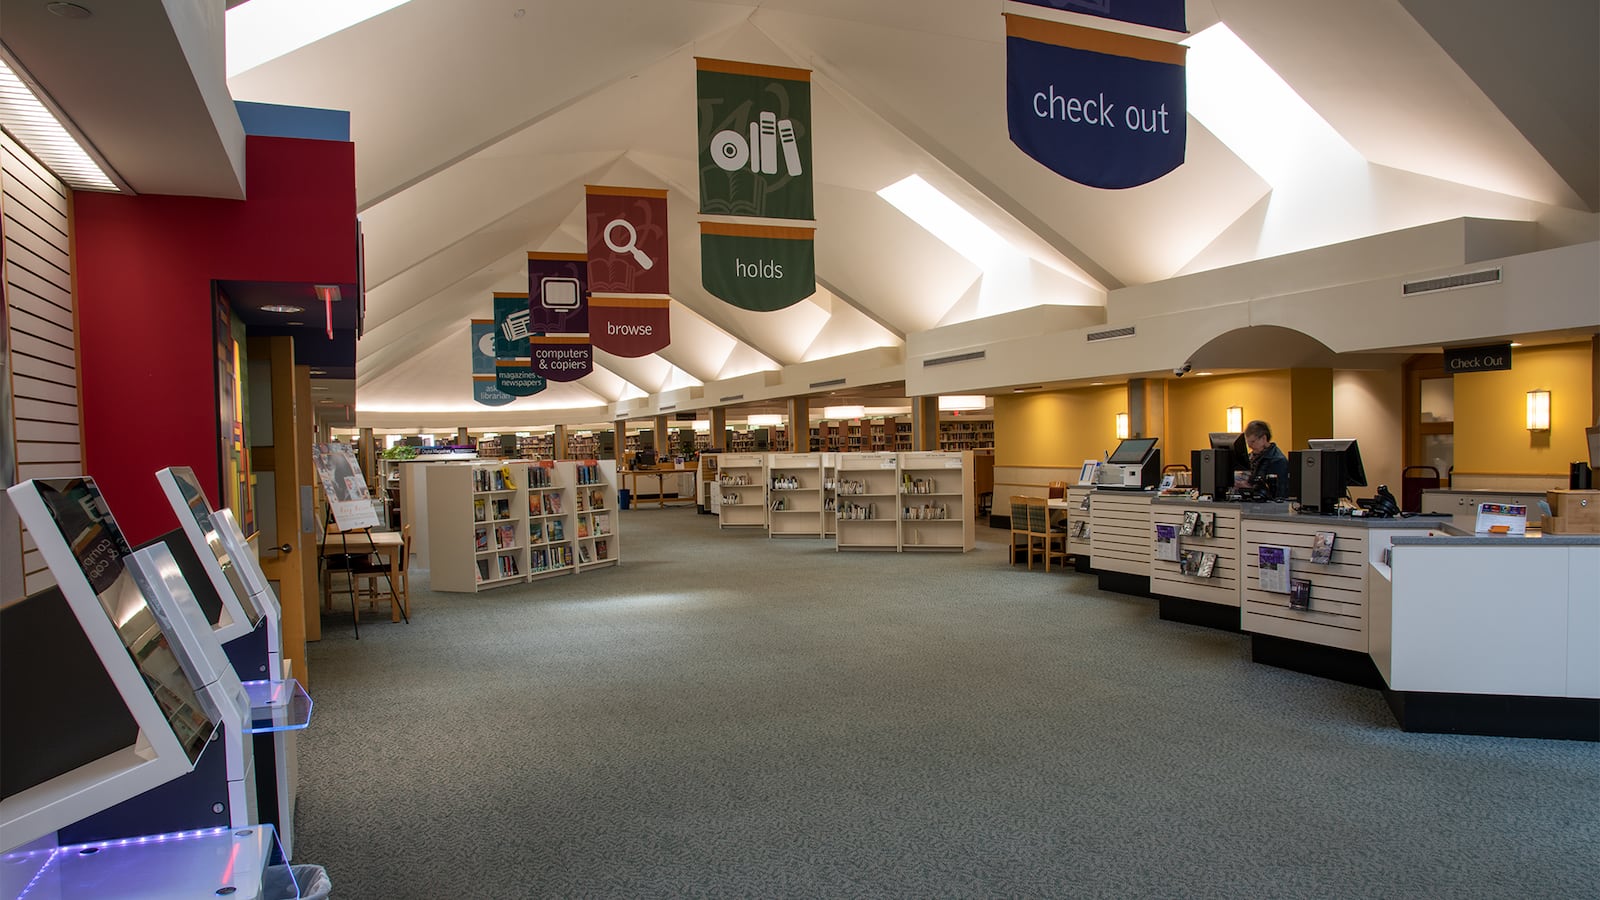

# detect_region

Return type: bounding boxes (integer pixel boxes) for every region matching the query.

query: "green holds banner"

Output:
[696,58,813,221]
[493,292,545,397]
[699,222,816,311]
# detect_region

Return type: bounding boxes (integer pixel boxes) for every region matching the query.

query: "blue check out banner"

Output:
[1010,0,1186,34]
[1005,13,1187,189]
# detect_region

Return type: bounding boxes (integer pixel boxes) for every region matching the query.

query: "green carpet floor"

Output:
[295,506,1598,898]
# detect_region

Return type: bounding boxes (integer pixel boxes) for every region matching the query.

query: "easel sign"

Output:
[313,442,380,531]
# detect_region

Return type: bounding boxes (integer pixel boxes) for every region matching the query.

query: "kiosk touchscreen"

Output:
[156,466,280,678]
[1104,438,1162,489]
[2,478,243,851]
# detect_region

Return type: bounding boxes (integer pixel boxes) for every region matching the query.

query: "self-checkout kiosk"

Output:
[156,466,302,857]
[1099,438,1162,489]
[2,476,307,899]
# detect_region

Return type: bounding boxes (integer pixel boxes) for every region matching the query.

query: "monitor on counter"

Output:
[1307,438,1368,487]
[1107,437,1158,465]
[1209,432,1249,471]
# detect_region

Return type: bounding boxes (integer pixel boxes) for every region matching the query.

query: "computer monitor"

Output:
[1209,432,1249,470]
[1307,438,1368,487]
[1107,437,1158,465]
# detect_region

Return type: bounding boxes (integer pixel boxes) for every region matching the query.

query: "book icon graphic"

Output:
[778,119,803,176]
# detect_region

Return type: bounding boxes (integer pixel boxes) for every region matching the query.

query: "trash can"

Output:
[262,864,332,900]
[618,489,631,510]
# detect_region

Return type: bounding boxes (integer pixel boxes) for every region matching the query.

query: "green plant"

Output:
[381,445,419,460]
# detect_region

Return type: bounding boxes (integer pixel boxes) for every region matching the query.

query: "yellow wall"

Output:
[1288,369,1334,450]
[1454,342,1594,475]
[995,386,1125,468]
[1165,371,1294,457]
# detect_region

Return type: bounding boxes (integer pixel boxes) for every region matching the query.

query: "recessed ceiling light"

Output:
[285,321,304,326]
[46,2,93,20]
[1195,372,1213,377]
[262,304,304,314]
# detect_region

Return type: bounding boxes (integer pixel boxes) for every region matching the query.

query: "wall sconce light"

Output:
[1526,390,1551,431]
[1226,406,1244,433]
[824,405,865,420]
[937,394,988,412]
[1115,412,1130,440]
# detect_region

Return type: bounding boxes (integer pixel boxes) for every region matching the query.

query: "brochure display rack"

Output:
[896,451,975,551]
[1150,500,1242,611]
[717,453,769,528]
[1065,486,1094,561]
[768,453,826,538]
[1240,518,1371,651]
[835,452,903,551]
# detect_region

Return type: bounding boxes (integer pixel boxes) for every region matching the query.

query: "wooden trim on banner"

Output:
[530,335,591,345]
[585,185,669,199]
[589,296,671,309]
[471,318,493,325]
[700,222,816,240]
[695,57,811,82]
[493,360,534,368]
[527,251,587,262]
[1004,13,1187,65]
[492,291,529,299]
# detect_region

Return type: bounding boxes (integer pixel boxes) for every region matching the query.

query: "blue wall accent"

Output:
[235,101,350,142]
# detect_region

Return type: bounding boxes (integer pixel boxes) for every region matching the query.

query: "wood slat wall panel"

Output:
[5,132,80,601]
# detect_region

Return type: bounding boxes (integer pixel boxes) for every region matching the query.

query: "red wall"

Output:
[73,135,357,543]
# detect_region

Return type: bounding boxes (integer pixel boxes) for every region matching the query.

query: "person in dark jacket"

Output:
[1244,419,1290,500]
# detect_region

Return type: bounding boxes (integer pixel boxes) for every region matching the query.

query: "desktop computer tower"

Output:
[1192,449,1233,498]
[1290,449,1343,513]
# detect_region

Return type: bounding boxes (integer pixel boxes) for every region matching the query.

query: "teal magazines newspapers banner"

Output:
[470,319,514,407]
[493,292,546,397]
[696,58,813,221]
[1011,0,1185,33]
[1005,14,1186,189]
[699,222,815,311]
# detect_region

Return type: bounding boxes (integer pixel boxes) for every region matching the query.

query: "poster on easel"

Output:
[313,443,380,531]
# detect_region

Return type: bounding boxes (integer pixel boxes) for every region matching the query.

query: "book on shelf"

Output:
[530,521,545,544]
[1258,545,1291,593]
[496,523,516,548]
[474,498,487,522]
[1289,577,1312,610]
[546,493,563,515]
[588,488,605,509]
[492,497,512,520]
[1154,524,1180,562]
[548,519,565,541]
[475,558,490,582]
[579,544,592,564]
[498,554,519,577]
[1310,531,1336,565]
[531,548,548,571]
[595,539,609,560]
[576,515,590,538]
[474,528,489,552]
[594,513,609,535]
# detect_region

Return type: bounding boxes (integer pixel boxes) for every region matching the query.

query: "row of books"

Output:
[530,491,564,516]
[531,545,574,572]
[473,497,514,522]
[574,463,605,485]
[475,553,521,582]
[573,513,610,537]
[530,519,566,543]
[575,488,607,512]
[578,540,610,564]
[474,523,519,552]
[472,466,516,493]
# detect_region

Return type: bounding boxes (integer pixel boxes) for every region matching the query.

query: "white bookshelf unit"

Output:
[525,461,575,580]
[427,461,529,592]
[768,453,827,538]
[821,452,838,537]
[570,460,620,569]
[896,451,975,551]
[835,452,901,551]
[718,453,769,528]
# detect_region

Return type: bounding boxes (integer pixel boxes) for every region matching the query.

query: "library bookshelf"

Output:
[717,453,768,528]
[768,453,826,538]
[834,452,902,551]
[896,451,975,551]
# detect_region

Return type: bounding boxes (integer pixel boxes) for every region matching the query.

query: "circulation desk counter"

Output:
[1371,531,1599,740]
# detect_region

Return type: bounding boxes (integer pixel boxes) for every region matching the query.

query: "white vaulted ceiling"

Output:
[6,0,1595,427]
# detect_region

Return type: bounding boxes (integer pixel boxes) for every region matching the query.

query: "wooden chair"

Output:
[1023,497,1068,572]
[1009,496,1036,566]
[354,524,411,628]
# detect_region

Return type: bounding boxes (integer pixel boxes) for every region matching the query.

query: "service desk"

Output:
[621,467,697,507]
[1370,531,1599,740]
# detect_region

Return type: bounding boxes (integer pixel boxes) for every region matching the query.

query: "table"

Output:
[621,468,698,507]
[319,529,405,622]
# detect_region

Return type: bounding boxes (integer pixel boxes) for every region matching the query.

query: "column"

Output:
[912,396,939,451]
[710,407,728,451]
[653,415,669,459]
[788,396,809,453]
[553,424,569,460]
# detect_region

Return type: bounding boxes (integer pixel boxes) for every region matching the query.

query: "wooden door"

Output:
[248,336,313,685]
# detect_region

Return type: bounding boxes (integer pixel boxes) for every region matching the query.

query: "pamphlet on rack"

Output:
[1474,502,1528,535]
[1154,524,1179,562]
[1258,545,1291,593]
[1310,531,1336,564]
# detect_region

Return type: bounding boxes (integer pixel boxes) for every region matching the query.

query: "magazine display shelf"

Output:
[569,460,620,570]
[1150,500,1243,610]
[717,454,768,529]
[768,453,826,538]
[525,461,576,581]
[1064,486,1094,560]
[427,461,530,592]
[896,451,975,551]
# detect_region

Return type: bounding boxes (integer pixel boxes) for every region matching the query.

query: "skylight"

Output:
[1183,23,1363,187]
[226,0,412,78]
[877,175,1010,267]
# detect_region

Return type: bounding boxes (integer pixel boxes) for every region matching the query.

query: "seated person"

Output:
[1243,419,1290,500]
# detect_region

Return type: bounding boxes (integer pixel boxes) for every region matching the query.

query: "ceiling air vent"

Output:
[923,350,986,367]
[719,394,744,403]
[810,378,846,389]
[1087,326,1136,342]
[1401,268,1501,296]
[659,405,676,412]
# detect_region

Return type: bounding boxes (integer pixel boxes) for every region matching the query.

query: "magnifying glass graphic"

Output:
[603,218,654,270]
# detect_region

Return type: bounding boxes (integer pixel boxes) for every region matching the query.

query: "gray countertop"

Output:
[1391,532,1599,547]
[1149,495,1449,528]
